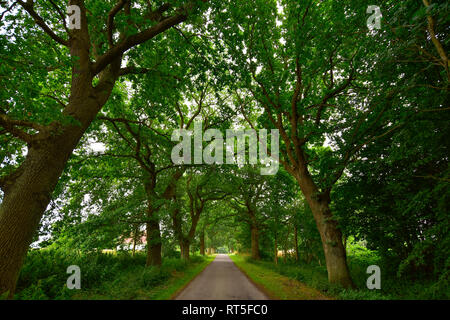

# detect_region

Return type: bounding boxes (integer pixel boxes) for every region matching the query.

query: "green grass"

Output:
[74,255,215,300]
[230,247,448,300]
[14,248,214,300]
[229,254,332,300]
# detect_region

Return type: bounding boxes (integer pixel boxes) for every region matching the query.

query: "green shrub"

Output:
[15,249,208,300]
[139,267,170,288]
[162,258,188,272]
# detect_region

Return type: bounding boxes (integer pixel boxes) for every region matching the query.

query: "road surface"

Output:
[175,254,268,300]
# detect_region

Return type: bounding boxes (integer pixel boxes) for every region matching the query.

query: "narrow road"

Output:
[175,254,268,300]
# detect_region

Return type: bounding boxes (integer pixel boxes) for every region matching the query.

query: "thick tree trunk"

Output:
[250,224,260,260]
[180,239,190,260]
[294,171,354,288]
[200,232,205,255]
[0,0,194,297]
[0,146,71,297]
[145,219,162,267]
[0,109,103,297]
[0,35,118,296]
[342,234,348,261]
[310,199,352,287]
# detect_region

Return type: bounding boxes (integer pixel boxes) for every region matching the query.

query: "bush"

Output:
[162,258,188,272]
[15,249,208,300]
[139,267,170,288]
[15,248,145,299]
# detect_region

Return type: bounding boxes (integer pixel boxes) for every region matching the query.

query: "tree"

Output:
[332,0,449,280]
[206,0,448,287]
[0,0,211,297]
[227,166,295,260]
[172,167,230,260]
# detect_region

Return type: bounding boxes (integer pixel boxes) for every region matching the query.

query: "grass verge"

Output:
[229,254,333,300]
[229,252,448,300]
[73,255,215,300]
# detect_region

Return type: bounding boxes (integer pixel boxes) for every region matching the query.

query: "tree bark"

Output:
[0,5,117,294]
[132,238,137,257]
[144,178,162,267]
[200,231,205,255]
[145,219,162,267]
[294,224,299,262]
[274,233,278,265]
[0,90,112,297]
[180,239,190,260]
[0,0,196,296]
[283,228,289,263]
[0,146,71,297]
[294,170,354,288]
[250,224,260,260]
[343,234,348,261]
[132,225,139,257]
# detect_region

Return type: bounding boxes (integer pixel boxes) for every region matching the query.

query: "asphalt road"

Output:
[175,254,268,300]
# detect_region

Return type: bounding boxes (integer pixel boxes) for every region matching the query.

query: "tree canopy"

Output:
[0,0,448,299]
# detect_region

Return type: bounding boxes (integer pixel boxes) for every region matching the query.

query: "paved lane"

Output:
[175,254,268,300]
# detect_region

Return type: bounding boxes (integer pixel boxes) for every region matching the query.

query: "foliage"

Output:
[15,248,212,300]
[0,0,448,300]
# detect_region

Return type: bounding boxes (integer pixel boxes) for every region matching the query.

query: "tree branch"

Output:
[92,1,194,75]
[107,0,128,47]
[17,0,68,46]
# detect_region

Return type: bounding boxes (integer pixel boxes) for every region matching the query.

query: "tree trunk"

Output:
[200,232,205,255]
[342,234,348,261]
[294,224,299,262]
[0,36,119,296]
[250,224,260,260]
[146,219,162,267]
[0,0,195,297]
[144,179,162,267]
[294,171,354,288]
[132,225,139,257]
[0,103,106,297]
[274,233,278,265]
[181,239,190,260]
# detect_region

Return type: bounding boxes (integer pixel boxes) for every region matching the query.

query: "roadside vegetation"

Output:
[231,238,449,300]
[12,249,213,300]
